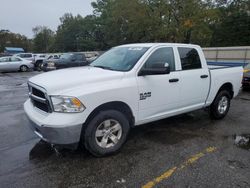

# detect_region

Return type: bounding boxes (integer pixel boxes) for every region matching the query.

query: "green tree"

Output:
[32,26,55,53]
[91,0,219,47]
[0,29,32,52]
[211,0,250,46]
[54,13,103,52]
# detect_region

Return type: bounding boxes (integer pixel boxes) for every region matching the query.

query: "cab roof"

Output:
[118,43,200,48]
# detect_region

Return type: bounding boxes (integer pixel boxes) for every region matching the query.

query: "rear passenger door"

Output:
[178,47,210,108]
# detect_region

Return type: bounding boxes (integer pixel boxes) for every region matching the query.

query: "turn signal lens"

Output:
[72,98,82,107]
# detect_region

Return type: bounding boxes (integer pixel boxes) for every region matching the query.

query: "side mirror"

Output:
[138,63,170,76]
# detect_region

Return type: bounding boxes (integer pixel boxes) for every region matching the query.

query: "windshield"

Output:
[90,47,149,71]
[60,53,73,60]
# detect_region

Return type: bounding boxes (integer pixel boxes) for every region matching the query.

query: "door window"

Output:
[0,57,10,62]
[178,47,202,70]
[18,54,24,58]
[75,54,83,61]
[11,57,21,62]
[144,47,175,71]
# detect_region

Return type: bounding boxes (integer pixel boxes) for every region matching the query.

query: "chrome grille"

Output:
[28,83,52,113]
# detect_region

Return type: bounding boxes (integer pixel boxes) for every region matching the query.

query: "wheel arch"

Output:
[217,82,234,99]
[84,101,135,128]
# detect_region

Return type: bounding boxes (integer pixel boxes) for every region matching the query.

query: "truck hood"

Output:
[29,66,125,94]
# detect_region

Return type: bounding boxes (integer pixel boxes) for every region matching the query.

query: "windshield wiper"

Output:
[92,65,114,70]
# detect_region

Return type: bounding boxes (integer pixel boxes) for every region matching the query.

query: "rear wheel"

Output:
[83,110,130,157]
[210,90,231,119]
[20,65,28,72]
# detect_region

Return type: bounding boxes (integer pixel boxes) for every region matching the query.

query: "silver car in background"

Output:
[0,56,34,72]
[14,53,35,62]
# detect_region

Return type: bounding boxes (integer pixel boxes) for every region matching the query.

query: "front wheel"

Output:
[210,90,231,119]
[20,65,28,72]
[83,110,130,157]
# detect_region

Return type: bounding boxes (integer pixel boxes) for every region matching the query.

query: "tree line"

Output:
[1,0,249,53]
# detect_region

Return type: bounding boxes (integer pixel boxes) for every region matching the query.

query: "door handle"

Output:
[169,78,179,83]
[200,75,208,78]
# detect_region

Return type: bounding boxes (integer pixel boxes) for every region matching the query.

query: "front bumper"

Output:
[24,99,83,145]
[28,64,34,69]
[42,66,56,72]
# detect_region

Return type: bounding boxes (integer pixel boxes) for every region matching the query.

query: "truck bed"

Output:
[205,65,243,106]
[208,65,232,70]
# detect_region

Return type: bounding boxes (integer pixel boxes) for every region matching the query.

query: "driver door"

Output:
[137,47,181,123]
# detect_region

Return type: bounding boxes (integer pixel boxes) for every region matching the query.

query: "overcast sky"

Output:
[0,0,94,38]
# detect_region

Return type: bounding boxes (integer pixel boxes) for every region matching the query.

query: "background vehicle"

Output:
[33,54,46,70]
[242,63,250,90]
[0,56,34,72]
[84,52,99,63]
[46,54,60,60]
[243,63,250,73]
[42,52,88,71]
[14,53,34,63]
[87,54,99,63]
[35,54,60,71]
[24,43,243,157]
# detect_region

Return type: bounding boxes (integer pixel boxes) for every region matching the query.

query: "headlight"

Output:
[50,96,85,113]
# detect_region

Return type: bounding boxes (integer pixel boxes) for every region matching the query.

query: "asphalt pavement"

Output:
[0,71,250,188]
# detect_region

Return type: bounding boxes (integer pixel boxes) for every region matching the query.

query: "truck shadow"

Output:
[29,110,214,160]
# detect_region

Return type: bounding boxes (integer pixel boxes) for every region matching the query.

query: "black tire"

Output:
[242,86,250,91]
[210,90,231,120]
[35,61,43,71]
[83,110,130,157]
[37,63,42,71]
[20,65,28,72]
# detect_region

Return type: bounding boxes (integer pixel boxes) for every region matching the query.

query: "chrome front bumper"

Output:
[24,100,83,145]
[26,116,82,145]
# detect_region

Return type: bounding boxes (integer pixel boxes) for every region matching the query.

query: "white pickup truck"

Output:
[24,43,243,156]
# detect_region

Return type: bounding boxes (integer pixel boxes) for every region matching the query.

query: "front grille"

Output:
[28,83,51,113]
[32,87,45,98]
[33,100,50,112]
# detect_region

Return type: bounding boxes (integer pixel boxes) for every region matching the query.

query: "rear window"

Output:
[178,47,202,70]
